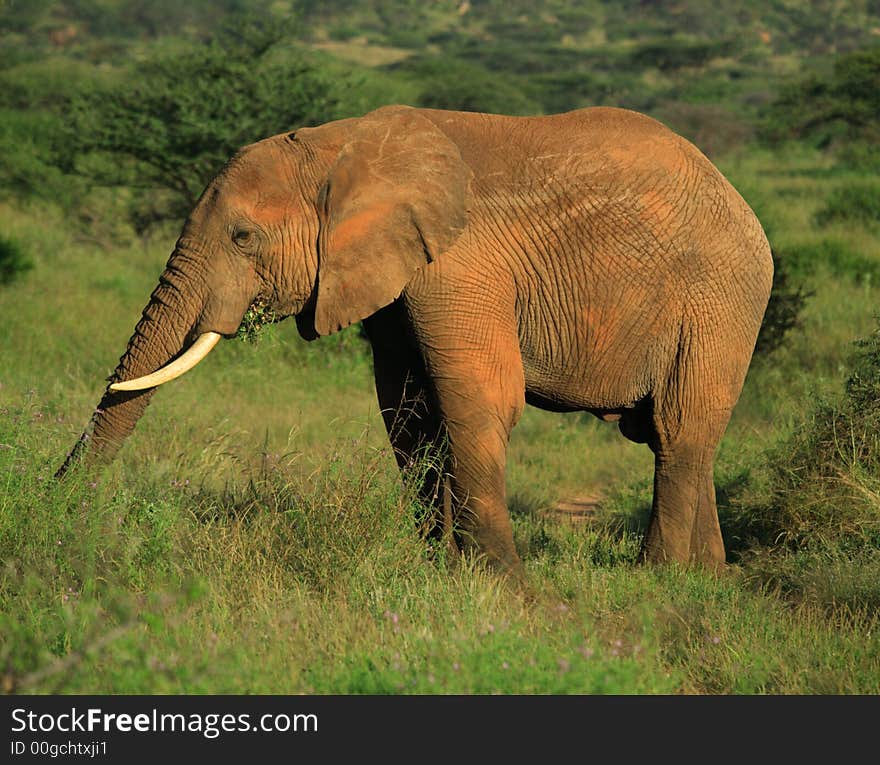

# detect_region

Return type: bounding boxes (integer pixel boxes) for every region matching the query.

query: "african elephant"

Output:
[58,104,773,574]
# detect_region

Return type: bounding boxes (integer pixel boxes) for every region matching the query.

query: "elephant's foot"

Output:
[687,536,727,573]
[637,543,726,572]
[638,515,726,571]
[452,518,527,586]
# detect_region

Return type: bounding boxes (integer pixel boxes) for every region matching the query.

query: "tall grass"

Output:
[3,400,878,694]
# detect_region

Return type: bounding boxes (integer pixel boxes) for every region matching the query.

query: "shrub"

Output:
[814,183,880,228]
[522,70,613,115]
[0,235,33,285]
[59,0,278,40]
[402,57,540,115]
[328,25,362,42]
[654,102,753,158]
[626,37,738,72]
[732,316,880,551]
[0,109,72,204]
[0,59,101,206]
[437,38,586,77]
[0,0,54,35]
[753,249,810,357]
[836,142,880,174]
[385,28,430,50]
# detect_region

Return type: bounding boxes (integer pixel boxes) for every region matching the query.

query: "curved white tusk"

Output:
[109,332,222,392]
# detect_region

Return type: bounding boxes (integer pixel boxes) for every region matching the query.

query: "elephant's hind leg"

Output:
[640,333,740,568]
[689,466,726,566]
[640,410,730,568]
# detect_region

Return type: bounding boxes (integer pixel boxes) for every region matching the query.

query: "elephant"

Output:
[58,104,773,575]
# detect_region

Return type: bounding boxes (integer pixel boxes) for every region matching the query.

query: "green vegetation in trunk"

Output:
[236,299,280,344]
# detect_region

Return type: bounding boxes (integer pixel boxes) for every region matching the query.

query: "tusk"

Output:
[109,332,222,392]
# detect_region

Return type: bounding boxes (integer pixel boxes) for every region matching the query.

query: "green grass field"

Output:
[2,1,880,695]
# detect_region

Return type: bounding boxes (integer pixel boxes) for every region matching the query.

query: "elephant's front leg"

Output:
[405,293,527,576]
[439,386,524,574]
[363,304,455,553]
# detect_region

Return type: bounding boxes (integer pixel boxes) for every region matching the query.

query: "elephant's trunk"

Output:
[56,258,206,478]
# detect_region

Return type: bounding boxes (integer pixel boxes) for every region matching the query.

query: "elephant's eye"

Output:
[232,228,254,248]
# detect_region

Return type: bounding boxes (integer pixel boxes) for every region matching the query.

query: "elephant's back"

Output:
[421,105,768,268]
[419,107,772,410]
[420,105,712,185]
[431,107,766,279]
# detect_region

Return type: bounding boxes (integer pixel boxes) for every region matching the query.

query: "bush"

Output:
[836,142,880,174]
[654,102,753,158]
[814,183,880,228]
[431,36,587,78]
[0,109,72,204]
[0,58,103,206]
[328,25,362,42]
[0,0,54,35]
[522,70,613,115]
[753,249,810,357]
[626,37,738,72]
[0,236,33,285]
[732,317,880,551]
[385,28,430,50]
[402,57,540,115]
[60,0,278,40]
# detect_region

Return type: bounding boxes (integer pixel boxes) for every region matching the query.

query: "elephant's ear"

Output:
[314,106,472,336]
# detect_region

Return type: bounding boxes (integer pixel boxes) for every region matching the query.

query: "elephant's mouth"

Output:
[106,296,279,392]
[236,296,281,343]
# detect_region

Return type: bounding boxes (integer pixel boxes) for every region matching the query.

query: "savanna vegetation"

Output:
[1,0,879,694]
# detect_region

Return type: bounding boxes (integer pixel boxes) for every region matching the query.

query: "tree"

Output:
[764,46,880,148]
[403,57,539,116]
[59,20,346,229]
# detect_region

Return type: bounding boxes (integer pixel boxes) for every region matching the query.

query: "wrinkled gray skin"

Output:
[59,105,773,575]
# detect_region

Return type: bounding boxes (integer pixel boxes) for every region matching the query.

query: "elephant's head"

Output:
[57,105,472,476]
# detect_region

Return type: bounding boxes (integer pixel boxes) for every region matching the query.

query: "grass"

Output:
[3,401,878,694]
[2,141,880,694]
[3,412,877,693]
[815,182,880,229]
